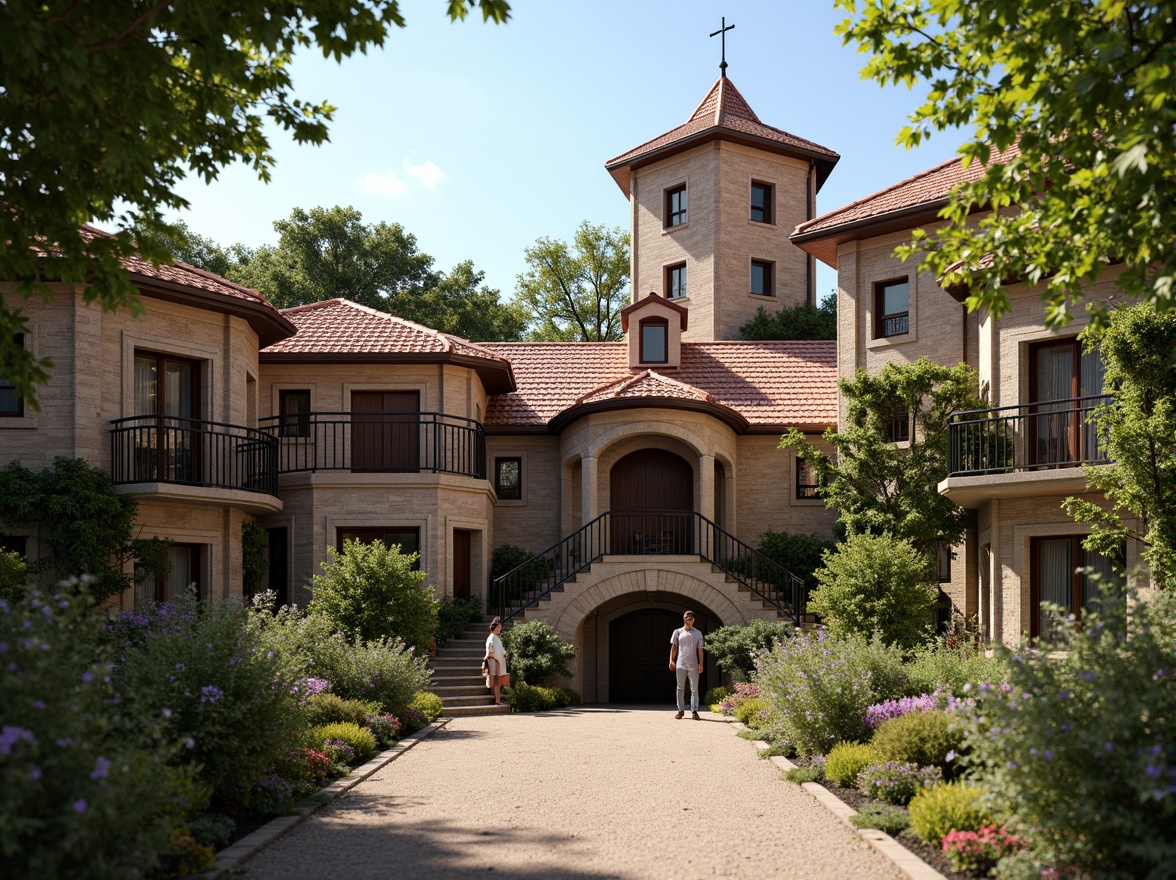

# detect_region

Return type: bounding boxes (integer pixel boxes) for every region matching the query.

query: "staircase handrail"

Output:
[694,513,806,626]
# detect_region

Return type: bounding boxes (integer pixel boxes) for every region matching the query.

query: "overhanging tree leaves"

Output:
[781,357,983,554]
[514,221,630,341]
[835,1,1176,328]
[0,0,511,408]
[1062,302,1176,590]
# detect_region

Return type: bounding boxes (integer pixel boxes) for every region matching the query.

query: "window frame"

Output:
[750,259,774,297]
[494,456,522,501]
[874,279,910,338]
[0,333,25,417]
[136,543,205,606]
[665,184,687,228]
[278,389,312,438]
[665,262,687,300]
[884,402,911,443]
[1029,535,1124,638]
[795,457,822,500]
[639,318,669,365]
[750,181,774,224]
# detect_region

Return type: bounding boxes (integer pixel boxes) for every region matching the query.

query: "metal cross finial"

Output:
[710,16,734,77]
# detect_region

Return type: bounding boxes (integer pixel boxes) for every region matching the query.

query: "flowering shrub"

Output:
[908,781,993,844]
[870,708,964,777]
[365,713,402,747]
[856,761,941,805]
[904,613,1008,697]
[717,682,762,716]
[279,747,334,794]
[311,722,376,763]
[319,738,356,767]
[248,773,296,816]
[941,825,1023,875]
[293,677,330,703]
[756,629,910,755]
[958,585,1176,877]
[400,708,428,733]
[408,690,444,722]
[865,692,940,728]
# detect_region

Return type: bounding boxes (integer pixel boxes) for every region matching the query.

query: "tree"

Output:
[1062,302,1176,590]
[514,221,630,341]
[0,0,511,408]
[781,358,984,554]
[836,1,1176,328]
[411,259,528,342]
[705,618,794,681]
[739,298,837,340]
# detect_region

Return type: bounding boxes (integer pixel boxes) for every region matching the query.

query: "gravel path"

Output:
[239,707,906,880]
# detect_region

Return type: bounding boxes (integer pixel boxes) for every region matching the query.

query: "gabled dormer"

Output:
[621,292,688,369]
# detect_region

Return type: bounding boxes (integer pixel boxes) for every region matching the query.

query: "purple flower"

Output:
[200,685,224,703]
[28,764,42,781]
[32,700,45,710]
[73,799,87,814]
[91,756,111,779]
[161,708,172,719]
[0,726,36,755]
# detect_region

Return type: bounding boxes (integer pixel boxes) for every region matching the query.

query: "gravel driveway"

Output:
[239,707,906,880]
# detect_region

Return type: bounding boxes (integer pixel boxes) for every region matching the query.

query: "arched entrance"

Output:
[608,605,720,703]
[609,449,693,554]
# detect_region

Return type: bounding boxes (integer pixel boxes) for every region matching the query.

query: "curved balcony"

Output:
[110,416,279,497]
[257,411,486,479]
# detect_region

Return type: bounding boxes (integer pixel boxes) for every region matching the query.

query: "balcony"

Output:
[110,416,280,501]
[257,411,486,479]
[942,395,1111,507]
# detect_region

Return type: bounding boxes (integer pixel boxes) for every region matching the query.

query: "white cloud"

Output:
[404,160,446,190]
[359,170,408,198]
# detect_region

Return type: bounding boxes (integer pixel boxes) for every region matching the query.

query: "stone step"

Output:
[431,684,490,697]
[444,694,505,708]
[444,703,510,718]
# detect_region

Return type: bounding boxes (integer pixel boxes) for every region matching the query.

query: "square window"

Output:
[875,279,910,338]
[751,260,774,296]
[279,389,311,437]
[337,527,420,569]
[665,185,687,228]
[666,263,687,299]
[1,334,25,417]
[640,319,668,364]
[495,457,522,500]
[795,457,822,500]
[751,182,773,224]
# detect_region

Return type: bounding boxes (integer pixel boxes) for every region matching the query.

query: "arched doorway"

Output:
[608,605,719,703]
[609,449,693,554]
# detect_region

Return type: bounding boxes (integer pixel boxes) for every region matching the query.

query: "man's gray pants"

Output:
[675,665,700,712]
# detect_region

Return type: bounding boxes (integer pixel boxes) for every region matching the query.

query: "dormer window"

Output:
[640,318,668,364]
[665,184,687,228]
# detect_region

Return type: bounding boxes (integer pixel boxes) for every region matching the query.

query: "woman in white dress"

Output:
[483,617,509,706]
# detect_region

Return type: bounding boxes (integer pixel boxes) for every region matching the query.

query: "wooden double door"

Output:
[609,449,694,554]
[351,391,420,472]
[608,607,718,703]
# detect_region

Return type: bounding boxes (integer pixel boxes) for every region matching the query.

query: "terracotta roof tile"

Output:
[481,340,836,430]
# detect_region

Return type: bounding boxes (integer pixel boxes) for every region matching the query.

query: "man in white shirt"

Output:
[668,610,704,720]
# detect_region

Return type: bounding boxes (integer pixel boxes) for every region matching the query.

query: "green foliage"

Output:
[704,685,732,706]
[871,710,962,777]
[1063,302,1176,590]
[835,0,1176,328]
[738,297,837,341]
[958,586,1176,877]
[501,618,576,685]
[706,618,793,682]
[506,682,580,713]
[904,616,1008,697]
[0,583,198,879]
[110,595,307,810]
[734,697,771,729]
[514,220,630,341]
[436,594,484,645]
[0,548,28,603]
[302,693,371,728]
[907,781,993,845]
[781,358,983,554]
[0,0,512,407]
[757,741,797,759]
[490,544,534,580]
[810,532,937,650]
[824,742,881,788]
[309,539,439,653]
[0,457,169,601]
[848,803,911,835]
[407,691,444,723]
[856,761,942,806]
[755,529,838,597]
[311,722,377,763]
[783,764,825,784]
[757,630,911,756]
[242,520,269,598]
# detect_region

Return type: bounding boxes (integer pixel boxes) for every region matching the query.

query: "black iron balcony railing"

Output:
[110,416,279,496]
[948,394,1112,477]
[489,510,806,626]
[257,411,486,479]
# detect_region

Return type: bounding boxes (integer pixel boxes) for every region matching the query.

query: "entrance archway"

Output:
[607,604,719,704]
[609,449,693,554]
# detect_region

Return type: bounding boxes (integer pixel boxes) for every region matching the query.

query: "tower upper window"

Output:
[751,182,774,224]
[666,263,687,299]
[665,185,687,228]
[751,260,774,296]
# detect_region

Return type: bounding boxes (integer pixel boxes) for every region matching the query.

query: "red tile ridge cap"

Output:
[574,369,714,406]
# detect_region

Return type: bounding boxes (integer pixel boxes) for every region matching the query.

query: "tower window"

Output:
[666,263,687,299]
[875,279,910,338]
[751,182,774,224]
[0,334,24,417]
[665,185,687,228]
[751,260,774,296]
[640,319,668,364]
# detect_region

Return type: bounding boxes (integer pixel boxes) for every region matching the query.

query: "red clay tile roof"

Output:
[480,340,836,432]
[605,77,839,196]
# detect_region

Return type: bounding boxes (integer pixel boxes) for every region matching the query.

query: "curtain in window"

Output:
[1037,537,1074,636]
[1081,546,1122,610]
[1034,345,1075,464]
[1080,350,1106,461]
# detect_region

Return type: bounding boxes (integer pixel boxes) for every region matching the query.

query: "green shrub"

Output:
[871,709,963,777]
[810,532,938,650]
[734,696,771,729]
[501,618,575,685]
[783,764,825,784]
[309,539,439,653]
[757,630,911,755]
[904,616,1007,697]
[705,618,793,681]
[824,742,880,788]
[364,713,402,747]
[958,585,1176,877]
[436,594,483,644]
[311,722,377,763]
[856,761,942,805]
[506,682,580,713]
[849,803,911,835]
[908,781,993,844]
[704,685,732,706]
[302,693,370,727]
[408,691,444,722]
[552,687,581,706]
[755,528,837,595]
[241,520,268,598]
[0,583,198,879]
[0,547,29,603]
[757,742,796,759]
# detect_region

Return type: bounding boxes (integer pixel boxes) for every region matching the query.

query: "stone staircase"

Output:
[428,619,510,718]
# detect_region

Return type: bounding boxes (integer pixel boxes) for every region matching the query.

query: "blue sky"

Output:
[171,0,959,306]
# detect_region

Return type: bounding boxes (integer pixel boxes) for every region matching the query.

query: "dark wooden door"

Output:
[610,449,693,554]
[609,609,681,703]
[453,529,472,600]
[351,391,419,472]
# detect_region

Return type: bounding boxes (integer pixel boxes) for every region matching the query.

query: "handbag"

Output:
[480,658,489,675]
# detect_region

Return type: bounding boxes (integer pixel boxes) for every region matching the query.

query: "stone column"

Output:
[581,455,599,524]
[699,453,715,521]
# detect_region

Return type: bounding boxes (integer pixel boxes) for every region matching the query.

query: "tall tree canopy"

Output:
[0,0,511,407]
[514,221,630,341]
[836,1,1176,328]
[739,298,837,340]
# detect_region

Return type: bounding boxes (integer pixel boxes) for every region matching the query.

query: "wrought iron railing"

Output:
[110,415,279,496]
[489,510,806,625]
[257,411,486,478]
[948,395,1111,477]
